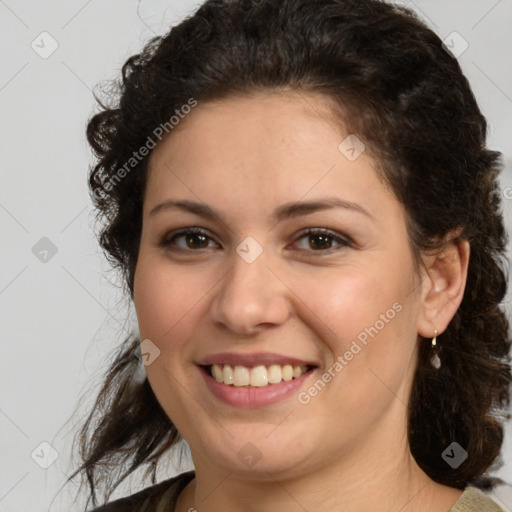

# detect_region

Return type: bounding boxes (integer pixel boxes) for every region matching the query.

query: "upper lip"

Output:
[197,352,318,368]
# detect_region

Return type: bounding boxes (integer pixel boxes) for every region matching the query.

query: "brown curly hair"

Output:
[69,0,512,507]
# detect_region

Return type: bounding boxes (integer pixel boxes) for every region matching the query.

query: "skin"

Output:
[133,91,470,512]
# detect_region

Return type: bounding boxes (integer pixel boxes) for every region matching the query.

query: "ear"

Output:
[416,228,470,339]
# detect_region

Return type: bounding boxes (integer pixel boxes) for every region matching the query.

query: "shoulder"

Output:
[89,470,195,512]
[448,485,505,512]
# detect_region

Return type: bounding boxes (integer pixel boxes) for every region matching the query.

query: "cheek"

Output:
[132,259,206,423]
[293,267,417,420]
[133,257,207,342]
[291,264,401,345]
[290,261,417,387]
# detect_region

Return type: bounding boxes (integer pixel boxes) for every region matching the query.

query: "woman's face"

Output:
[133,91,427,478]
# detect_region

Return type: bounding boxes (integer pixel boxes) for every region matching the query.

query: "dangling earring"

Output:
[430,329,441,369]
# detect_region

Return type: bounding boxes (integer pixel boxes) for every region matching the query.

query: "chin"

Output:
[190,425,319,478]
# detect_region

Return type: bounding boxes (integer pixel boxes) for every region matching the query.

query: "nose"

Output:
[210,247,292,336]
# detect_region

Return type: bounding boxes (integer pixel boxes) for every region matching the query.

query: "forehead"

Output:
[148,90,343,165]
[144,91,395,221]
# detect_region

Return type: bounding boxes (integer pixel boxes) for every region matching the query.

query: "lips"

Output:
[196,352,319,407]
[199,364,317,407]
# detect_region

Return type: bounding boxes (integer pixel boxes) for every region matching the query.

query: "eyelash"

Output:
[159,227,352,256]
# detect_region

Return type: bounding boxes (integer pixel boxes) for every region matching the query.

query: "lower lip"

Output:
[199,366,315,408]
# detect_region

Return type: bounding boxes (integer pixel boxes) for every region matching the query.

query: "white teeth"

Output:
[268,364,282,383]
[210,363,309,387]
[249,365,268,387]
[223,364,234,385]
[212,364,223,382]
[282,364,293,381]
[233,365,250,386]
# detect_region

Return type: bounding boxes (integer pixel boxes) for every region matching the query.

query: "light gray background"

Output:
[1,1,511,511]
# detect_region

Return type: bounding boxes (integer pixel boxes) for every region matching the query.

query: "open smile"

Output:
[198,363,318,408]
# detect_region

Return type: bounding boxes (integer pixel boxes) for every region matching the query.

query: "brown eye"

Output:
[307,233,333,250]
[182,232,210,249]
[293,228,351,255]
[160,227,218,251]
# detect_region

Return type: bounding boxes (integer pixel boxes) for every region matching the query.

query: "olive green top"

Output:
[92,470,505,511]
[448,485,504,512]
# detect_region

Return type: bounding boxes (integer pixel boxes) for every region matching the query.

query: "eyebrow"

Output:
[149,197,373,223]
